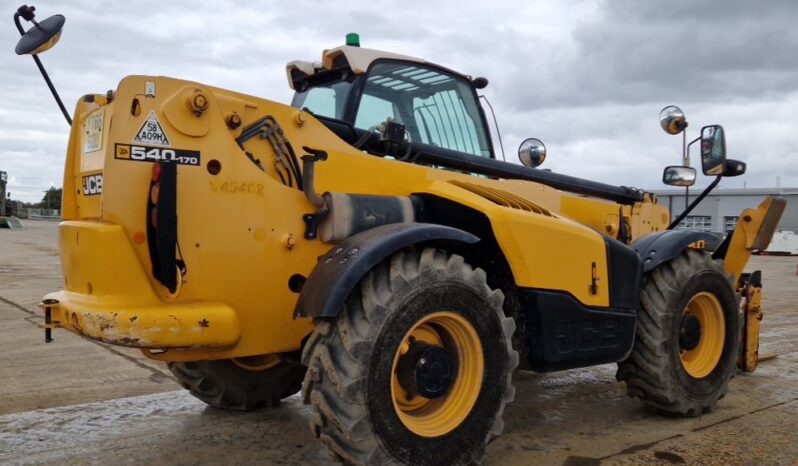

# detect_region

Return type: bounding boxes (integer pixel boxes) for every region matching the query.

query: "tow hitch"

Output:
[39,298,60,343]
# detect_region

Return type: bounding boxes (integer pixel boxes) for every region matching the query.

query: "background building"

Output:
[0,171,7,216]
[652,187,798,234]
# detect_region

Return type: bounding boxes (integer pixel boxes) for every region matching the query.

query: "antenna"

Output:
[479,95,505,161]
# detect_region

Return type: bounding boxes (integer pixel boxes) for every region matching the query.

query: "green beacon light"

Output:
[346,32,360,47]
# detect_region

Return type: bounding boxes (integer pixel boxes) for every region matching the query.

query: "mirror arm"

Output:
[13,12,25,35]
[682,135,701,166]
[667,175,722,230]
[681,137,702,211]
[14,9,71,126]
[27,52,72,126]
[686,135,701,152]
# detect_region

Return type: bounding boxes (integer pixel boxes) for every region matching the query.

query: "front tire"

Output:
[302,248,518,465]
[168,355,306,411]
[617,249,740,416]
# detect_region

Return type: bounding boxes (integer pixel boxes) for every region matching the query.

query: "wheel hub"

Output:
[679,291,726,378]
[679,314,702,351]
[390,311,484,438]
[415,345,455,398]
[397,341,455,399]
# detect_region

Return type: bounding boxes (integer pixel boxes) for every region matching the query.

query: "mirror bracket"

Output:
[12,4,71,125]
[17,5,36,22]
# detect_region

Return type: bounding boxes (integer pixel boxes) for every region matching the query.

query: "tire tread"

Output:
[617,249,738,416]
[302,248,518,465]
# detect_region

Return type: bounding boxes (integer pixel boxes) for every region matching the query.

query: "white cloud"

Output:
[1,0,796,202]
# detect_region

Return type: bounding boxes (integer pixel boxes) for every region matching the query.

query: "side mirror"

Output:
[659,105,687,135]
[472,77,489,89]
[662,166,696,186]
[518,138,546,168]
[723,159,746,177]
[14,6,65,55]
[700,125,726,175]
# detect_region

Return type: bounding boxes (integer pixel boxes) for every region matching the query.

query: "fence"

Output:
[27,208,61,220]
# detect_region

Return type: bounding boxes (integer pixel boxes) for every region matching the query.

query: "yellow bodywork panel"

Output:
[722,196,784,375]
[738,281,763,372]
[42,221,240,348]
[423,181,610,306]
[722,196,786,283]
[46,75,668,362]
[559,193,668,239]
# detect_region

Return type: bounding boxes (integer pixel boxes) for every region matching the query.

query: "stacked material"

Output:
[765,231,798,255]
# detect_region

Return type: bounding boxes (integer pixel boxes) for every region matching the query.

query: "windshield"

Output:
[291,60,493,158]
[356,62,491,157]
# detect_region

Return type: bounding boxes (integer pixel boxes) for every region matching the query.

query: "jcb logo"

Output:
[82,174,103,196]
[554,319,620,353]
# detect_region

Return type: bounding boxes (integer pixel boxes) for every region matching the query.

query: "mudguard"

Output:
[293,222,479,318]
[632,230,720,273]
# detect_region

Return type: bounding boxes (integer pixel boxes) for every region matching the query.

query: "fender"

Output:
[294,222,479,318]
[632,230,720,273]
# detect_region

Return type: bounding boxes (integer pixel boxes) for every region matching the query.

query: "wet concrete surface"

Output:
[2,220,797,465]
[0,221,179,416]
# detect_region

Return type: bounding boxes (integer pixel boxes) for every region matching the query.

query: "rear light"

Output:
[146,161,178,293]
[150,162,161,227]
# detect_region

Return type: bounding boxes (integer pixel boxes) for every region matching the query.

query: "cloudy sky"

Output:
[2,0,797,202]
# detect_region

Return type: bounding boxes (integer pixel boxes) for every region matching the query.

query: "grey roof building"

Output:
[650,187,798,234]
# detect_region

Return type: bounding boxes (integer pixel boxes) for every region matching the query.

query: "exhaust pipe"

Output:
[301,146,416,242]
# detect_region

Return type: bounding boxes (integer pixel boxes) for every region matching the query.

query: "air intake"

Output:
[448,180,553,216]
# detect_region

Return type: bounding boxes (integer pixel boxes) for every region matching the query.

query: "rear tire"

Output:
[168,356,305,411]
[617,249,739,416]
[302,248,518,465]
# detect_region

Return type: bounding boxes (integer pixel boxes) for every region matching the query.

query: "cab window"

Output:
[292,79,352,120]
[355,61,492,158]
[355,94,397,129]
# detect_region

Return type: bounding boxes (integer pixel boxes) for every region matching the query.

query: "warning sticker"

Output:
[133,111,171,147]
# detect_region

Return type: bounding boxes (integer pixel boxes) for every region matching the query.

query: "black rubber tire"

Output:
[617,249,740,417]
[168,358,306,411]
[301,248,518,466]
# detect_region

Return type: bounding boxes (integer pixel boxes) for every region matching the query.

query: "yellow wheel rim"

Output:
[680,292,725,378]
[390,311,484,438]
[231,354,281,371]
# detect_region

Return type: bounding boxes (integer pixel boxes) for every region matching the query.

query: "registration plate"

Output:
[83,110,104,153]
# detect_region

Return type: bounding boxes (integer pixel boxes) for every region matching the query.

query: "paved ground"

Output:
[0,220,178,416]
[1,220,797,465]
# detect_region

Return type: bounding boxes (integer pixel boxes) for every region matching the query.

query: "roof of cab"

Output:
[286,45,425,90]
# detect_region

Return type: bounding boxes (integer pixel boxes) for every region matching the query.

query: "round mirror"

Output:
[659,105,687,135]
[518,138,546,168]
[15,14,65,56]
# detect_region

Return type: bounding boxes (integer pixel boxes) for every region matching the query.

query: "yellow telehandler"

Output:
[14,6,785,465]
